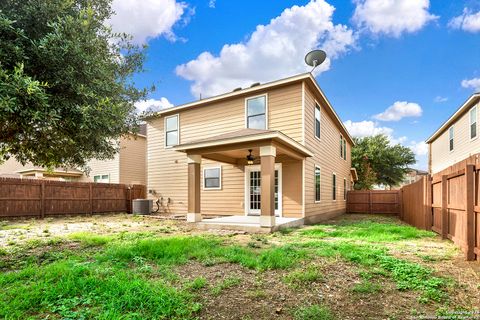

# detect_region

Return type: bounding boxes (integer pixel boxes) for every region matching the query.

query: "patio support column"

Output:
[260,145,276,227]
[187,154,202,222]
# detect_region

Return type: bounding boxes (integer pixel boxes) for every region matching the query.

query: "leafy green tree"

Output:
[0,0,149,170]
[352,135,416,190]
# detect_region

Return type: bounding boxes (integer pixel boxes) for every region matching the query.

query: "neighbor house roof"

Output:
[16,167,84,177]
[426,93,480,143]
[173,128,314,157]
[145,73,354,145]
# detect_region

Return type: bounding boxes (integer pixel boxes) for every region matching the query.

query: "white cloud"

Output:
[373,101,423,121]
[352,0,438,37]
[208,0,216,8]
[176,0,356,98]
[461,78,480,92]
[135,98,174,113]
[434,96,448,103]
[343,120,393,138]
[449,9,480,33]
[108,0,190,44]
[409,141,428,156]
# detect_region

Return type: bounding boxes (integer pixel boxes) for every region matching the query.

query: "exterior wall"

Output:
[303,84,352,221]
[147,83,304,216]
[430,101,480,173]
[81,155,120,183]
[119,135,147,184]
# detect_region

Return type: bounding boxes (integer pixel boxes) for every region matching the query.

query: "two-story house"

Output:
[145,73,356,230]
[427,93,480,174]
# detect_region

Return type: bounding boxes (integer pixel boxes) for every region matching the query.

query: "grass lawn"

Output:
[0,213,479,319]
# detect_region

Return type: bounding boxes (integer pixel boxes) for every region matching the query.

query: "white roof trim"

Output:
[426,93,480,143]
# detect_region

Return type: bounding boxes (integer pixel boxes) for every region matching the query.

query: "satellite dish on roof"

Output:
[305,49,327,73]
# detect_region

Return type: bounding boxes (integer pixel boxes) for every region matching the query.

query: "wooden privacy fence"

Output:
[0,177,146,218]
[399,154,479,262]
[346,190,401,214]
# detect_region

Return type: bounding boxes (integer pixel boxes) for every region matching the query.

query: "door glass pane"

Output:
[249,170,279,212]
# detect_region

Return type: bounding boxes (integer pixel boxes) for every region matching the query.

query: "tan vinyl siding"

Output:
[430,101,480,173]
[147,82,303,216]
[303,84,351,220]
[119,135,146,184]
[83,155,120,183]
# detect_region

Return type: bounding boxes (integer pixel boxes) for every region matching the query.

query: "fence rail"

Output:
[0,177,146,218]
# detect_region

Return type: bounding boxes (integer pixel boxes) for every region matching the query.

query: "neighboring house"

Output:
[0,127,146,185]
[397,168,428,188]
[426,93,480,174]
[145,73,356,227]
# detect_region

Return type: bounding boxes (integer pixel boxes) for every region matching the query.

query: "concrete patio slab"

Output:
[195,215,304,233]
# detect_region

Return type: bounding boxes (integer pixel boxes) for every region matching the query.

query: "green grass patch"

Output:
[352,280,382,294]
[292,304,334,320]
[301,220,435,242]
[185,277,207,291]
[211,276,241,296]
[302,241,446,303]
[283,265,322,288]
[0,259,201,319]
[69,232,113,247]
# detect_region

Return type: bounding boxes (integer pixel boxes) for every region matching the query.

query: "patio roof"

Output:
[173,129,314,159]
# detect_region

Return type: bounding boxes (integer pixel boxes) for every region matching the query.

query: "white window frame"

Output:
[203,166,222,190]
[332,172,337,201]
[314,102,321,141]
[343,138,347,160]
[164,114,179,148]
[449,125,454,152]
[245,94,268,130]
[94,174,110,183]
[340,134,344,159]
[343,177,347,201]
[314,165,321,203]
[470,106,477,141]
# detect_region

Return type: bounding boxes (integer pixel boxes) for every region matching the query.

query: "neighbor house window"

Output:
[203,167,221,189]
[343,178,347,201]
[94,174,109,183]
[449,126,454,151]
[165,114,179,147]
[470,106,477,139]
[332,173,336,201]
[315,166,321,202]
[246,95,267,129]
[315,104,321,139]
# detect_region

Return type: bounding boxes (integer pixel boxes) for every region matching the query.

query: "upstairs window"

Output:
[165,114,179,147]
[315,166,321,202]
[315,104,321,139]
[340,135,347,160]
[203,167,221,189]
[332,173,337,201]
[470,106,477,139]
[246,95,267,129]
[449,126,454,152]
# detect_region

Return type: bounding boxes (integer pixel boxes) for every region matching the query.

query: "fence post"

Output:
[424,176,433,231]
[465,164,475,261]
[368,191,373,214]
[89,184,93,215]
[40,181,45,219]
[441,175,448,239]
[398,189,403,218]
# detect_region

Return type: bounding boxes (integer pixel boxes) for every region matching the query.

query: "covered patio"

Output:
[173,129,313,231]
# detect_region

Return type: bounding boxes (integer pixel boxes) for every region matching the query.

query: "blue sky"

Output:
[109,0,480,169]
